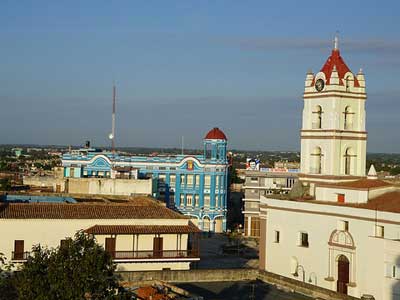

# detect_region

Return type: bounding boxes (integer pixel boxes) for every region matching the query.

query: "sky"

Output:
[1,1,400,152]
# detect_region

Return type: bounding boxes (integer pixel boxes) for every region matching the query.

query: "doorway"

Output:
[337,255,350,294]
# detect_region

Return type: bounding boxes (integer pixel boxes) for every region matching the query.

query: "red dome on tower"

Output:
[204,127,227,140]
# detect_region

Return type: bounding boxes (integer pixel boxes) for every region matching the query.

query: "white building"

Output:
[0,198,200,271]
[259,37,400,300]
[242,169,298,238]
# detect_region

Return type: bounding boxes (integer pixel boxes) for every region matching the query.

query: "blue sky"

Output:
[1,1,400,152]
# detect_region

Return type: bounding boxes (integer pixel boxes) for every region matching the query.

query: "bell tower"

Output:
[299,36,367,187]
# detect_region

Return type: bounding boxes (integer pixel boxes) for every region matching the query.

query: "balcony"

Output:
[108,249,200,261]
[12,251,30,261]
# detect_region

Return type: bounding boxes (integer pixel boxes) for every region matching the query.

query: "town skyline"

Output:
[1,1,400,152]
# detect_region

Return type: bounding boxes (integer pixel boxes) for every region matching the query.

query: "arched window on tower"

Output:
[311,147,323,174]
[345,76,350,92]
[343,106,354,130]
[312,105,323,129]
[344,148,356,175]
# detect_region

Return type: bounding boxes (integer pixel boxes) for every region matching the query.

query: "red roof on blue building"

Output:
[204,127,227,140]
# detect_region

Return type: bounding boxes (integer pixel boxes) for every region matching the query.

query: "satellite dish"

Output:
[108,133,114,140]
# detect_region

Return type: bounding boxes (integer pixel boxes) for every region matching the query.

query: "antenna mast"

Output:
[109,83,116,153]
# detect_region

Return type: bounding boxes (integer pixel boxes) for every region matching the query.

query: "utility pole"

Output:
[109,84,116,153]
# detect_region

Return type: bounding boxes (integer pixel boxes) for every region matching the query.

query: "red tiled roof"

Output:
[136,286,169,300]
[319,179,391,190]
[0,203,188,219]
[84,222,200,234]
[319,49,360,87]
[358,191,400,213]
[204,127,227,140]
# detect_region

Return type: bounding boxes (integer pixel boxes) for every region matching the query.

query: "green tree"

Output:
[229,166,244,184]
[0,253,17,300]
[0,178,11,191]
[14,231,132,300]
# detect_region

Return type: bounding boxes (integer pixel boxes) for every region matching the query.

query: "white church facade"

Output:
[259,37,400,300]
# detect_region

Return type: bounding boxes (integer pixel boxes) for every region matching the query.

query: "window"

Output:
[298,232,309,247]
[195,174,200,186]
[344,148,355,175]
[187,175,194,186]
[60,239,67,248]
[204,175,211,187]
[274,231,280,243]
[250,177,258,182]
[312,105,323,129]
[250,217,260,237]
[180,175,185,185]
[338,220,349,231]
[204,194,210,207]
[153,237,163,258]
[216,175,220,188]
[159,167,166,170]
[105,238,116,258]
[385,263,400,279]
[343,106,354,130]
[337,194,345,203]
[375,225,384,238]
[311,147,323,174]
[186,194,193,206]
[194,194,199,206]
[13,240,25,260]
[180,194,185,206]
[169,174,176,187]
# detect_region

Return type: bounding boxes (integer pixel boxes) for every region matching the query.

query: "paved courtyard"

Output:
[197,233,259,269]
[176,280,313,300]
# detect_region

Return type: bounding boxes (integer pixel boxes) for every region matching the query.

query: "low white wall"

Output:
[67,178,153,196]
[315,186,368,203]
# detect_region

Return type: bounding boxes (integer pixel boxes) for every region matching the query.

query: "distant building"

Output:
[61,128,229,232]
[259,38,400,299]
[242,168,298,238]
[0,198,200,271]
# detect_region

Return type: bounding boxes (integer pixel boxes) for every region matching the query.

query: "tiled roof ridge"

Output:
[0,202,188,219]
[85,222,201,234]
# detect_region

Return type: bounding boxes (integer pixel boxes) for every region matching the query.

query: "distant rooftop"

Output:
[1,194,77,204]
[318,179,392,190]
[0,199,187,220]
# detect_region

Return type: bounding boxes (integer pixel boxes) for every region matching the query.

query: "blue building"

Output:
[62,128,229,232]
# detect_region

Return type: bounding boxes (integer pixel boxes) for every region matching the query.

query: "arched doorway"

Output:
[337,255,350,294]
[214,216,223,233]
[203,216,210,232]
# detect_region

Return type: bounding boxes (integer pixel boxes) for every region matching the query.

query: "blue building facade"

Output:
[62,128,229,232]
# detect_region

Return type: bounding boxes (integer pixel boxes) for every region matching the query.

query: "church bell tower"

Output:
[299,36,367,187]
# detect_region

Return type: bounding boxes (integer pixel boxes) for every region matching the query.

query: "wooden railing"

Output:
[109,249,199,260]
[12,251,30,261]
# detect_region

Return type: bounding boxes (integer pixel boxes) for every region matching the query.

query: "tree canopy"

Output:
[13,231,131,300]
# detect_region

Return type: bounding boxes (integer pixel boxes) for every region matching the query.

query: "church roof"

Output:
[318,179,391,190]
[204,127,227,140]
[358,191,400,213]
[319,49,360,87]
